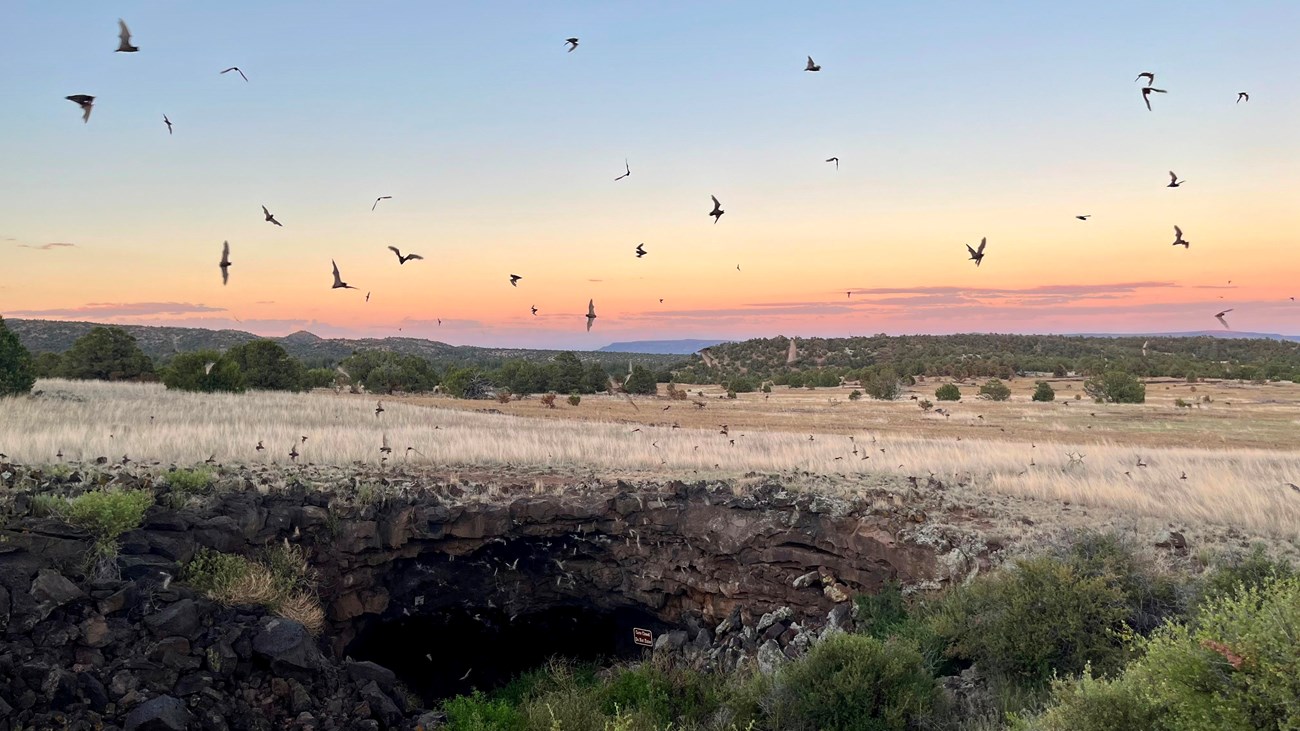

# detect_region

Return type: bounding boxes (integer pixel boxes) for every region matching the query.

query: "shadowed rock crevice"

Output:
[347,603,664,702]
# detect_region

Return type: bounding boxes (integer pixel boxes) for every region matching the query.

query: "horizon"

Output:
[7,315,1298,355]
[3,3,1299,350]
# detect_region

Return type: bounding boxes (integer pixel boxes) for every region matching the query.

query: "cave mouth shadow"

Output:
[346,602,665,703]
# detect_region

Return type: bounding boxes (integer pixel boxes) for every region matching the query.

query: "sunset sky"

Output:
[2,2,1298,349]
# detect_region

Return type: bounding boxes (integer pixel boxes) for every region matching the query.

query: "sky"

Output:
[2,1,1298,350]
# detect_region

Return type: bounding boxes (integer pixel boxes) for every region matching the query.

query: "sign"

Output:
[632,628,654,647]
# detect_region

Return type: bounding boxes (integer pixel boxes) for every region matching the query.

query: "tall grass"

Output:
[4,380,1299,539]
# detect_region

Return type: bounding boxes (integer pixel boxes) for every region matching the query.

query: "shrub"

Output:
[848,390,862,401]
[182,544,324,635]
[931,556,1131,688]
[726,389,737,399]
[496,390,513,404]
[1196,544,1293,610]
[978,378,1011,401]
[42,489,154,573]
[864,368,902,400]
[1032,381,1055,402]
[302,367,336,389]
[770,633,940,731]
[934,383,961,401]
[1025,577,1300,731]
[1083,370,1145,404]
[761,383,772,393]
[540,392,558,409]
[164,467,215,495]
[162,350,245,393]
[0,316,37,397]
[726,375,757,393]
[918,399,933,412]
[855,581,910,640]
[567,393,581,406]
[444,690,524,731]
[1060,532,1184,635]
[1174,398,1190,408]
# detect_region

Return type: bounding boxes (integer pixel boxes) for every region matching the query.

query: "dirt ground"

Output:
[394,376,1300,452]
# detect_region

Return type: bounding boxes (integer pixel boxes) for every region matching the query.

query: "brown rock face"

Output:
[309,481,935,653]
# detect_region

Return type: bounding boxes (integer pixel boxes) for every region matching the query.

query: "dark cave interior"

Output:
[346,602,667,702]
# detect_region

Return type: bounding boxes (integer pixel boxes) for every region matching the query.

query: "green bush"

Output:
[1011,669,1157,731]
[444,690,524,731]
[931,556,1131,688]
[41,489,154,572]
[918,398,933,411]
[726,375,757,393]
[302,367,337,389]
[1025,577,1300,731]
[1083,370,1145,404]
[935,383,961,401]
[164,467,215,495]
[182,548,253,597]
[0,315,37,397]
[978,378,1011,401]
[848,390,862,401]
[1060,532,1185,635]
[567,393,581,406]
[162,350,245,393]
[770,633,940,731]
[1031,381,1055,402]
[1196,544,1293,610]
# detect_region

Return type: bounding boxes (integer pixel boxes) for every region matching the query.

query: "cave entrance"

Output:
[346,602,667,703]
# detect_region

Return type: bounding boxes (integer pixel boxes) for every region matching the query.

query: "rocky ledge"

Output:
[0,462,968,730]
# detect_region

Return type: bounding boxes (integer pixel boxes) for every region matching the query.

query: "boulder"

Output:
[252,618,326,674]
[144,599,201,638]
[346,660,397,692]
[124,694,192,731]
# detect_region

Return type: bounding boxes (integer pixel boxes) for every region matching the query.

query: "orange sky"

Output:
[3,3,1298,348]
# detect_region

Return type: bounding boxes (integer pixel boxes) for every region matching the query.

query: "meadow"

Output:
[2,378,1298,541]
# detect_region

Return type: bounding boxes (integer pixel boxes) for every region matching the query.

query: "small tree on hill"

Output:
[1084,370,1146,404]
[60,327,155,381]
[161,350,245,393]
[0,316,37,397]
[1032,381,1056,402]
[935,383,961,401]
[978,378,1011,401]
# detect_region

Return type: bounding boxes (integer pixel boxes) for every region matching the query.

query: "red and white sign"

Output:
[632,628,654,647]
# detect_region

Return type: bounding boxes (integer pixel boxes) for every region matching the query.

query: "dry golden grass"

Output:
[3,378,1299,541]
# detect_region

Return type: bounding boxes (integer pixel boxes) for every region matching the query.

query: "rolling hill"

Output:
[4,319,687,370]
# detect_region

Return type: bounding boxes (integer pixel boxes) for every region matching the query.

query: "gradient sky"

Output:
[3,2,1298,349]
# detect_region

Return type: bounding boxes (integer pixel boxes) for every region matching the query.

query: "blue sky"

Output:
[2,2,1298,348]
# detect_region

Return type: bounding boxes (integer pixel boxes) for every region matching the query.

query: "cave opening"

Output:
[346,602,667,703]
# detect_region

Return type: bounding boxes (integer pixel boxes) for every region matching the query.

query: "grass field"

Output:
[3,378,1299,541]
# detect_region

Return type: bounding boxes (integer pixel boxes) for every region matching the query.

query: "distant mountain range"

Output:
[597,339,730,355]
[4,319,687,370]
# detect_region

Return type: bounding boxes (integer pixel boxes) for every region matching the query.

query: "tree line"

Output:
[676,333,1300,385]
[0,320,673,398]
